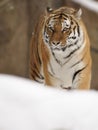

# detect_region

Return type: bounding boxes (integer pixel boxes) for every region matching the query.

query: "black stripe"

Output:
[30,73,41,83]
[62,46,67,51]
[71,20,74,25]
[34,78,44,83]
[70,17,80,37]
[32,69,41,79]
[62,13,68,18]
[50,13,68,20]
[68,40,78,48]
[72,18,80,37]
[76,22,80,37]
[49,14,61,20]
[62,39,78,52]
[53,14,61,17]
[52,49,72,66]
[64,47,79,59]
[31,66,44,80]
[72,66,86,83]
[71,51,87,68]
[52,51,63,66]
[63,17,67,20]
[52,51,60,64]
[73,26,76,35]
[63,57,72,65]
[67,29,72,35]
[30,73,36,81]
[53,17,61,20]
[65,48,78,58]
[53,14,62,19]
[53,13,68,20]
[71,59,83,68]
[64,41,80,59]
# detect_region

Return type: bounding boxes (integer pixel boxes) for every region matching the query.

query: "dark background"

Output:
[0,0,98,89]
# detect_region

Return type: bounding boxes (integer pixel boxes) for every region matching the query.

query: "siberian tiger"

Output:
[29,6,92,90]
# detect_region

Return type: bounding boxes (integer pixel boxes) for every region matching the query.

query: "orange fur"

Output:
[29,6,92,89]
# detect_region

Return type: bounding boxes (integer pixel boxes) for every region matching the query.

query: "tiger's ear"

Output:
[45,7,53,16]
[74,8,82,20]
[47,7,53,12]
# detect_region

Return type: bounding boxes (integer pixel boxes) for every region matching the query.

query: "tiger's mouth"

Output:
[52,47,61,51]
[51,45,67,51]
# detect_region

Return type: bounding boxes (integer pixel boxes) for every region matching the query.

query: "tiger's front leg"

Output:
[44,71,63,88]
[72,63,91,90]
[45,75,61,88]
[41,42,63,88]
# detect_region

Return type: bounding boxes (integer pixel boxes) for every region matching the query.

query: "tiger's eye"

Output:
[62,27,68,32]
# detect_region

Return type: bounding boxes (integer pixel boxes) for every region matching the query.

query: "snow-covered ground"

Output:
[0,74,98,130]
[73,0,98,13]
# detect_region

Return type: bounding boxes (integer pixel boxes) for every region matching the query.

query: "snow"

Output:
[0,74,98,130]
[72,0,98,13]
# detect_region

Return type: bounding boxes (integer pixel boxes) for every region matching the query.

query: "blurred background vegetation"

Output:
[0,0,98,89]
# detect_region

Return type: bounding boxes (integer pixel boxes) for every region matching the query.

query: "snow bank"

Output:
[73,0,98,13]
[0,74,98,130]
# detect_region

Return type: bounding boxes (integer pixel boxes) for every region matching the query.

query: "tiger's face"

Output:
[43,7,82,52]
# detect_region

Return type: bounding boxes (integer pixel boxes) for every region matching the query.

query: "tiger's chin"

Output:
[50,46,67,52]
[51,47,61,51]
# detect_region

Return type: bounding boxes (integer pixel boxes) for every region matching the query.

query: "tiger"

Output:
[29,6,92,90]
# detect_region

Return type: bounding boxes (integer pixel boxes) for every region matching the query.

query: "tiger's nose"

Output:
[52,41,61,46]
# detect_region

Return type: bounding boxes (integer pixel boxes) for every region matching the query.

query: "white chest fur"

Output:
[48,47,85,89]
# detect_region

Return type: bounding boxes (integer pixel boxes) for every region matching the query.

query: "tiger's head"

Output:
[43,7,82,51]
